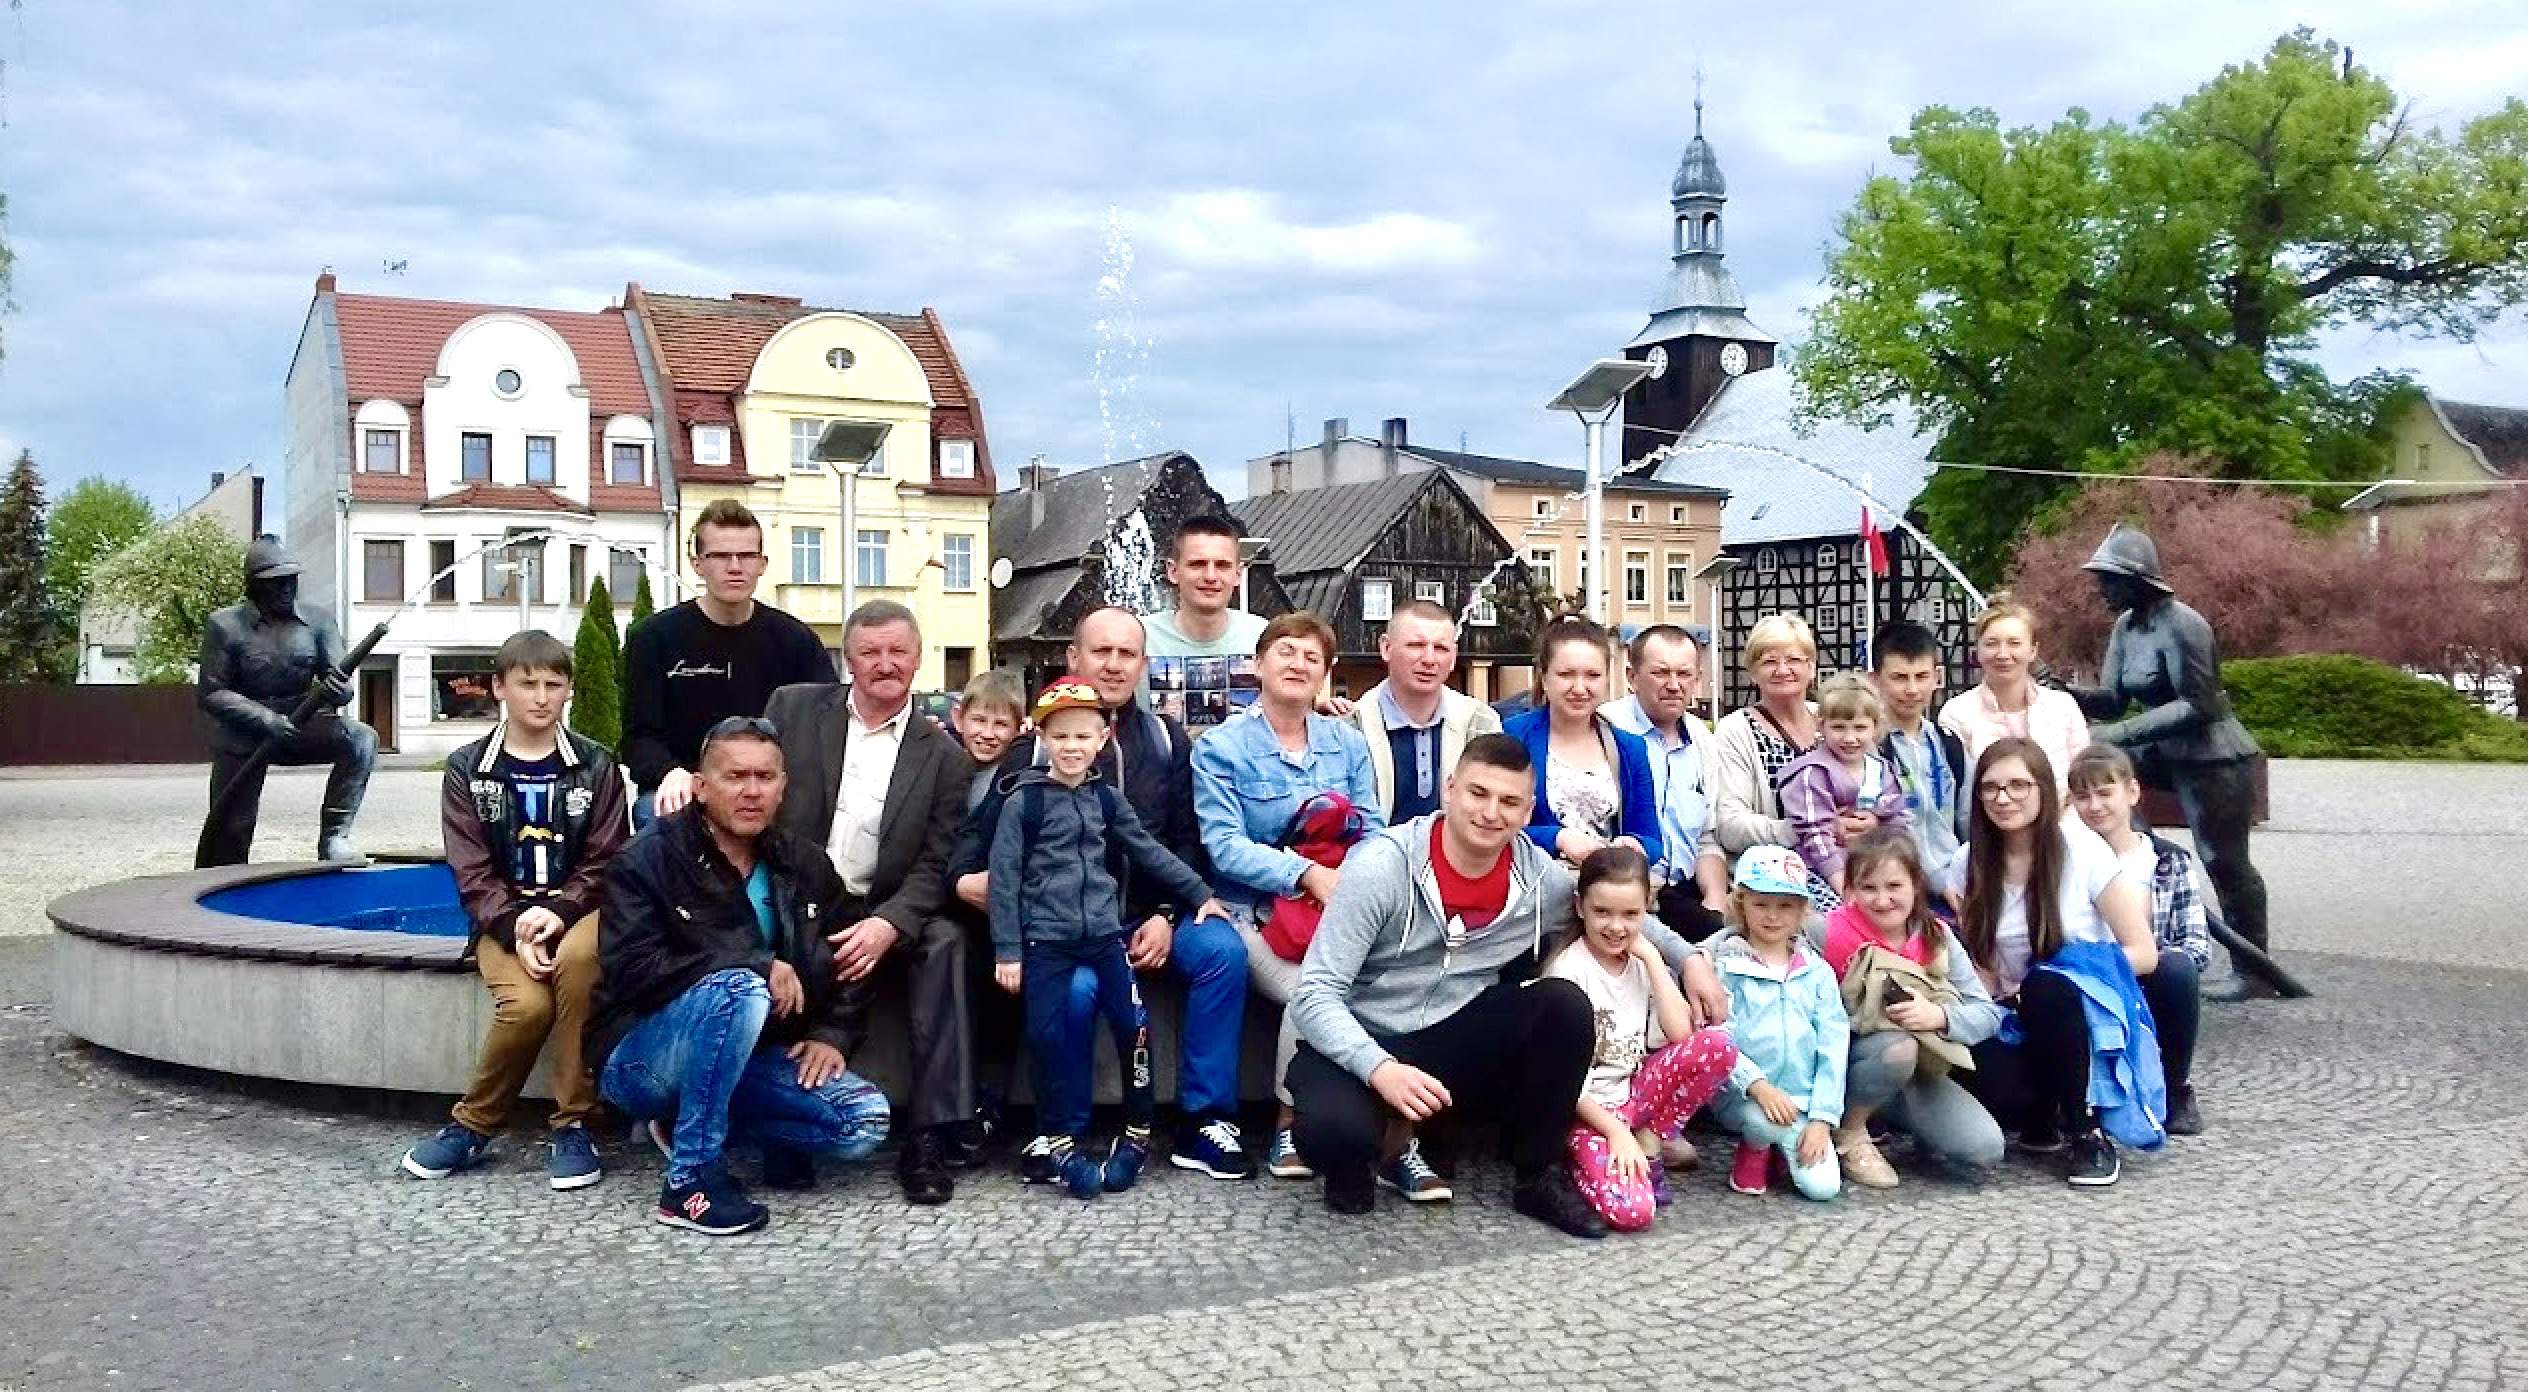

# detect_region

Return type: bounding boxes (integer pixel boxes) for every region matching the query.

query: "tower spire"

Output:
[1693,65,1704,138]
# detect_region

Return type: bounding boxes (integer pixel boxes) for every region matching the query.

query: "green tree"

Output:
[1797,30,2528,580]
[45,476,157,625]
[87,513,246,684]
[570,575,621,750]
[0,450,66,681]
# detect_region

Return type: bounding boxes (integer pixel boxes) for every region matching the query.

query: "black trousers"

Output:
[954,908,1023,1102]
[196,717,377,868]
[2173,760,2270,952]
[1288,976,1593,1188]
[844,894,972,1133]
[1960,971,2090,1135]
[1657,884,1727,943]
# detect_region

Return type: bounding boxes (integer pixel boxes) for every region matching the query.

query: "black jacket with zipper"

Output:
[590,805,869,1068]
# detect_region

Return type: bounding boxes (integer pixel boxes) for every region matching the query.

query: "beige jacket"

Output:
[1348,681,1502,818]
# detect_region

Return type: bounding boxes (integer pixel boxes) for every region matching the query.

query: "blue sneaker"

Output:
[1169,1118,1254,1180]
[1103,1132,1152,1193]
[655,1165,769,1236]
[402,1123,492,1179]
[1058,1141,1104,1200]
[1266,1127,1314,1180]
[1376,1138,1452,1203]
[547,1125,602,1192]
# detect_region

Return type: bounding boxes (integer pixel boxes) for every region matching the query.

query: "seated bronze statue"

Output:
[194,537,378,867]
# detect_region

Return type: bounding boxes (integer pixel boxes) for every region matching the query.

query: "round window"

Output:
[494,368,523,396]
[826,347,856,371]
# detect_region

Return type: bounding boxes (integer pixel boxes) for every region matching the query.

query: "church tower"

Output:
[1620,93,1778,466]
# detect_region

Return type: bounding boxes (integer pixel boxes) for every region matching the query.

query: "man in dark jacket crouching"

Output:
[592,716,891,1236]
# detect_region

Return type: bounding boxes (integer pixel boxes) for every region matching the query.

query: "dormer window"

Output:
[692,425,729,466]
[610,442,646,485]
[362,429,402,474]
[940,439,975,480]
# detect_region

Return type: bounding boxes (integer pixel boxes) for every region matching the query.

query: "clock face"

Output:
[1644,346,1669,381]
[1720,342,1749,376]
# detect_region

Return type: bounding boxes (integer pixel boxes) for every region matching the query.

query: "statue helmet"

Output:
[2080,523,2171,593]
[244,535,303,583]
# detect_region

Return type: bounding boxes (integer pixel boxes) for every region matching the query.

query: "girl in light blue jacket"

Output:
[1708,846,1849,1201]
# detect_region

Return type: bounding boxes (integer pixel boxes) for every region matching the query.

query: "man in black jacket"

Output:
[765,600,974,1205]
[952,605,1256,1181]
[594,718,893,1236]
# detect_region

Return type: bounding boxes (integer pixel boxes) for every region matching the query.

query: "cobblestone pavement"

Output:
[2,760,2524,1390]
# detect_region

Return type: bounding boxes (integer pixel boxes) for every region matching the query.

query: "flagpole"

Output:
[1861,470,1877,669]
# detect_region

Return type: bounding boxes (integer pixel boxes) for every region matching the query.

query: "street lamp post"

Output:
[812,420,895,622]
[1691,553,1743,723]
[1547,358,1655,624]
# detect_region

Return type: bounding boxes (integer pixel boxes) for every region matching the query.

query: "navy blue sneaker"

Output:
[1103,1132,1152,1193]
[1019,1134,1062,1185]
[547,1125,602,1192]
[1169,1118,1254,1181]
[655,1166,769,1236]
[402,1123,492,1180]
[1058,1141,1104,1200]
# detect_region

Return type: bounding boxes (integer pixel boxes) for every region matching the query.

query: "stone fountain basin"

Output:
[46,859,567,1098]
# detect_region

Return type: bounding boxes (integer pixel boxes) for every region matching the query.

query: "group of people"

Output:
[400,500,2218,1240]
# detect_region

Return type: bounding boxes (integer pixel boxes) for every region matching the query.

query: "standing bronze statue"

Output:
[2071,523,2297,999]
[194,537,378,867]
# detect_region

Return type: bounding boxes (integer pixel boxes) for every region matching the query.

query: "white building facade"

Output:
[282,274,678,756]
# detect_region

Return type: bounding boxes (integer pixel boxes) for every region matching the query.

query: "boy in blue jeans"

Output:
[990,676,1229,1198]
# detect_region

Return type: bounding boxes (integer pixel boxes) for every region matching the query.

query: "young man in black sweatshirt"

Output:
[623,500,834,826]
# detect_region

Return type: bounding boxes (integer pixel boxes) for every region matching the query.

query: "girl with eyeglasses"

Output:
[1949,738,2162,1188]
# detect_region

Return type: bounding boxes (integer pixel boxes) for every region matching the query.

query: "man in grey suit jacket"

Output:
[765,600,974,1206]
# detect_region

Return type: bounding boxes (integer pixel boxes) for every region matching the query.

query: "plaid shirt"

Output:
[2147,839,2213,970]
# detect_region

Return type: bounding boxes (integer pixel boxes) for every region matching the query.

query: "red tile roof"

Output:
[350,470,426,504]
[421,484,592,515]
[631,288,995,496]
[333,292,653,417]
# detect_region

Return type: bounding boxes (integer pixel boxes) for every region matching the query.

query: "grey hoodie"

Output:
[1292,814,1694,1083]
[985,767,1210,963]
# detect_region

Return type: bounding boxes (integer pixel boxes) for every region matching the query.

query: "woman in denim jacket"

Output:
[1191,610,1381,1177]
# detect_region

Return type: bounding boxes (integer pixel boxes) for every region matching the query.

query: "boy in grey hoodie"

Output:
[1288,734,1728,1237]
[989,677,1228,1199]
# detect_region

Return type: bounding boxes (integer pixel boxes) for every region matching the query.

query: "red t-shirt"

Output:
[1429,820,1511,932]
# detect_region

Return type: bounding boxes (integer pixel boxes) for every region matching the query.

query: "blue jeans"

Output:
[1061,912,1248,1121]
[632,790,657,831]
[1027,936,1152,1139]
[601,969,892,1185]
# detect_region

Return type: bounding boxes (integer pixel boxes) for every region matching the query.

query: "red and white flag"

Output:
[1859,506,1891,576]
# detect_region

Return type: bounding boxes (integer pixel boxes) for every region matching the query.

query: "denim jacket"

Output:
[1190,710,1382,905]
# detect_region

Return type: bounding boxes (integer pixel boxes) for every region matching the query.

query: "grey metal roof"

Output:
[2434,394,2528,478]
[1406,445,1727,498]
[1628,302,1777,349]
[990,565,1082,644]
[1634,368,1943,546]
[988,453,1186,573]
[1229,472,1439,575]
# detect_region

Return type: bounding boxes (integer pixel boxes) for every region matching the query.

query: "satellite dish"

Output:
[989,557,1014,590]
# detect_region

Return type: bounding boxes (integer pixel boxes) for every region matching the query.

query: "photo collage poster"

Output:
[1146,652,1261,731]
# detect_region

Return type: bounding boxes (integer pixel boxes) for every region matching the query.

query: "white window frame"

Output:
[1628,502,1647,522]
[1624,550,1650,606]
[1670,505,1686,524]
[1665,553,1691,606]
[939,439,976,480]
[692,425,730,466]
[790,418,826,473]
[1816,544,1838,570]
[1360,577,1393,621]
[855,529,888,588]
[1468,588,1499,627]
[791,526,824,585]
[942,534,976,591]
[1415,580,1446,606]
[1532,496,1553,518]
[1526,547,1556,593]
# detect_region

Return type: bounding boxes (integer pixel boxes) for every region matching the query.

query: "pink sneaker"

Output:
[1728,1142,1769,1196]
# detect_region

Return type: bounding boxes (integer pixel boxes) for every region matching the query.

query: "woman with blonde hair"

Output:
[1698,613,1877,911]
[1939,595,2088,802]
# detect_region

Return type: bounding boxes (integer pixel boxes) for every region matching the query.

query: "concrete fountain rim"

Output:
[47,856,474,973]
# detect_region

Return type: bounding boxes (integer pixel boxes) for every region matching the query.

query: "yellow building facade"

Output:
[632,288,999,692]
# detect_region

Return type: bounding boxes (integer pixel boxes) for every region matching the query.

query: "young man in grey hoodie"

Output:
[1287,733,1728,1237]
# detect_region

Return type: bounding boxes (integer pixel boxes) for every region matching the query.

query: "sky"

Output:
[2,1,2525,523]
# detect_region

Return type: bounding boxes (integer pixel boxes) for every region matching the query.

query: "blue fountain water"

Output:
[202,862,470,938]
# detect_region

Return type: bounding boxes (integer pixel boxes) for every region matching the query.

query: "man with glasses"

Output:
[1601,625,1730,940]
[624,500,836,827]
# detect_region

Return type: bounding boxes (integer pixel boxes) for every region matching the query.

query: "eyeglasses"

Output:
[1977,778,2040,802]
[706,716,779,739]
[1755,653,1812,672]
[697,550,766,567]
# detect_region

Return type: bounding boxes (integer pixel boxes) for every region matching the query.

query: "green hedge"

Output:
[2222,655,2528,762]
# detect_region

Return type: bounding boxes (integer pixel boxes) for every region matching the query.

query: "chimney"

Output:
[1321,417,1348,456]
[1270,456,1293,495]
[1381,417,1407,477]
[252,476,266,535]
[1022,453,1057,529]
[314,270,337,294]
[211,471,226,488]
